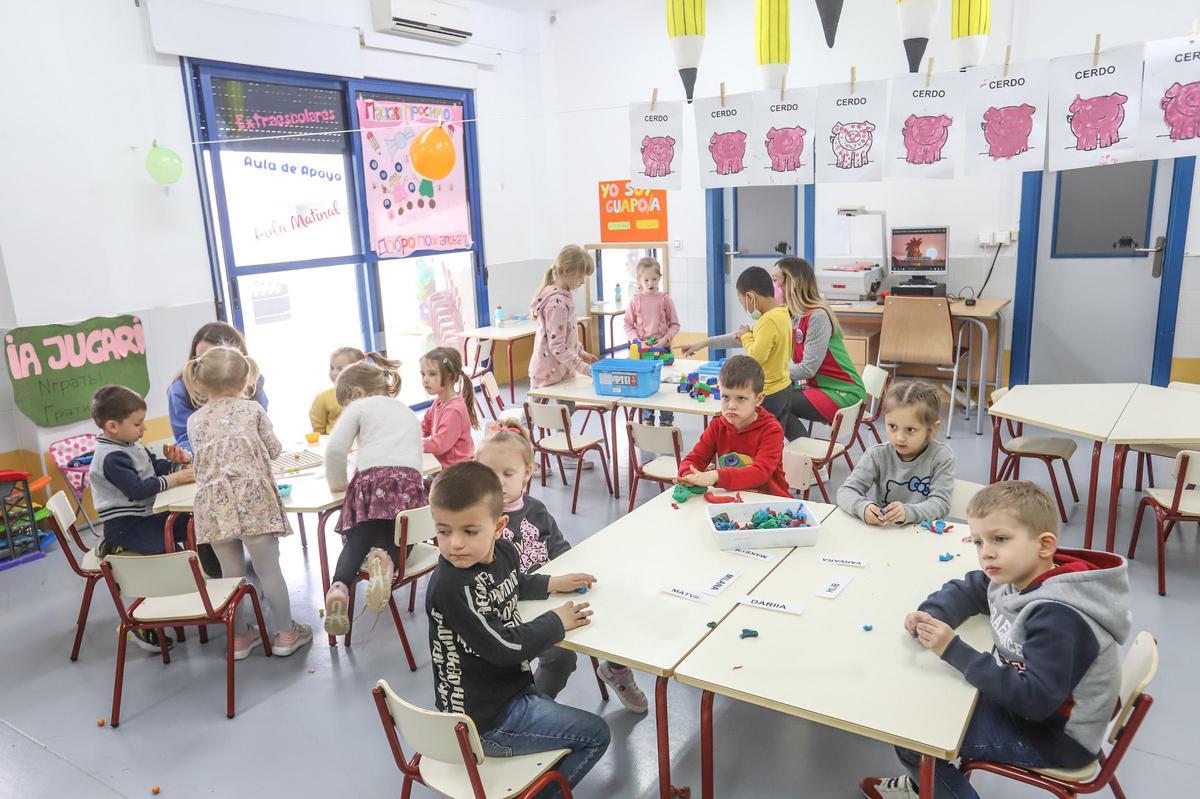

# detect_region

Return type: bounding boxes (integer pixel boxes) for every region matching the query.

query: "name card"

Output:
[816,573,854,599]
[702,570,742,596]
[730,548,778,562]
[820,556,867,568]
[662,586,714,604]
[738,595,805,616]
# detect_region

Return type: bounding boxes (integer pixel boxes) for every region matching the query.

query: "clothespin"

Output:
[1093,33,1102,67]
[650,87,658,111]
[720,81,727,107]
[850,66,857,95]
[1003,45,1012,77]
[925,57,935,88]
[779,74,787,103]
[1190,18,1198,43]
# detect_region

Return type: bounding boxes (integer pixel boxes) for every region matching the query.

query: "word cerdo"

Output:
[1175,50,1200,62]
[242,156,343,182]
[912,89,946,98]
[836,97,867,106]
[644,114,670,122]
[988,78,1027,89]
[711,109,739,117]
[1075,65,1117,80]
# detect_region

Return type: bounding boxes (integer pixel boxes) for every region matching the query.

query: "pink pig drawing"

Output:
[765,126,807,172]
[981,104,1035,159]
[641,135,676,177]
[709,131,748,175]
[1160,81,1200,141]
[830,121,875,169]
[1068,93,1127,151]
[902,114,953,165]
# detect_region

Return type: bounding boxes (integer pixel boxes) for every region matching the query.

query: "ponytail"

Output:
[531,245,595,317]
[530,266,557,318]
[480,419,535,467]
[423,347,479,430]
[336,358,401,405]
[182,346,257,407]
[364,351,402,371]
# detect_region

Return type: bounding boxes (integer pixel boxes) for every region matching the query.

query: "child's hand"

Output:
[680,469,718,487]
[581,350,599,364]
[553,601,593,631]
[163,444,192,465]
[167,467,194,487]
[680,341,703,357]
[864,504,887,525]
[882,502,907,525]
[915,616,955,656]
[548,573,597,594]
[904,610,933,638]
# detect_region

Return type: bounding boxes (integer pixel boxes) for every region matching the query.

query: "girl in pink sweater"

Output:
[623,256,681,425]
[421,347,479,468]
[529,245,598,389]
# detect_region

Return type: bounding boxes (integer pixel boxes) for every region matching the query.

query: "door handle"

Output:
[1135,235,1166,278]
[723,244,739,275]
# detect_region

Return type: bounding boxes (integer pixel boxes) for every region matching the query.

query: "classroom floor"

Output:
[2,390,1197,799]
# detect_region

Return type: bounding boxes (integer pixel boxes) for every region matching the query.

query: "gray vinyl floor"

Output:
[1,388,1196,799]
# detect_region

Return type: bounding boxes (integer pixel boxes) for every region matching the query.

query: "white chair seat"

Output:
[1006,435,1077,460]
[539,433,603,454]
[785,437,847,461]
[1146,487,1200,515]
[132,578,244,621]
[641,456,678,481]
[1032,761,1099,782]
[1132,443,1182,459]
[81,547,102,573]
[420,749,571,799]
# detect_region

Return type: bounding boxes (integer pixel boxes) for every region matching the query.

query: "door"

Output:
[1030,160,1169,383]
[723,186,804,338]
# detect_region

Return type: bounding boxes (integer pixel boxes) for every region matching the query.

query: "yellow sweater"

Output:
[309,386,342,434]
[740,305,793,395]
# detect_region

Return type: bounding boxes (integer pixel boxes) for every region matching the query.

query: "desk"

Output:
[988,383,1137,548]
[590,301,627,356]
[674,510,991,798]
[836,298,1010,435]
[1104,384,1200,552]
[519,491,838,799]
[458,318,590,404]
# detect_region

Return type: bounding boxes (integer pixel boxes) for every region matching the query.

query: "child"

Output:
[185,347,312,658]
[323,357,427,636]
[860,481,1131,799]
[310,346,371,434]
[682,267,793,430]
[529,244,599,390]
[168,321,267,452]
[623,256,681,426]
[421,346,480,468]
[837,381,955,525]
[677,355,790,497]
[426,461,610,796]
[476,422,648,712]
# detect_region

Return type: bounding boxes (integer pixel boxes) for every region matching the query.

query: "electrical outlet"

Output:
[673,239,682,250]
[978,232,995,247]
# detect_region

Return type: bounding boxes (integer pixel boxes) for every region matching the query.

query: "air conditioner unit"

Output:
[371,0,473,45]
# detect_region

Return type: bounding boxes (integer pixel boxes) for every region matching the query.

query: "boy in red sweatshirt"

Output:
[677,355,790,497]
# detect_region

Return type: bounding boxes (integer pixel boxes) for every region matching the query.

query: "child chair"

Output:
[625,421,684,512]
[47,433,99,531]
[989,387,1079,522]
[782,401,863,503]
[852,364,891,453]
[1128,381,1200,490]
[947,480,986,523]
[1127,450,1200,596]
[372,679,575,799]
[782,449,815,498]
[525,402,613,514]
[962,631,1158,799]
[343,506,441,669]
[99,550,271,726]
[46,491,105,661]
[463,337,494,381]
[478,372,525,426]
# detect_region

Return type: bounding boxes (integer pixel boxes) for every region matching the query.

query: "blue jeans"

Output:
[895,696,1055,798]
[480,688,610,799]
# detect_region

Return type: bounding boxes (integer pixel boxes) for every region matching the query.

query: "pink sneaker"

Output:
[324,582,350,636]
[597,662,649,713]
[272,623,313,657]
[233,625,263,661]
[365,548,394,613]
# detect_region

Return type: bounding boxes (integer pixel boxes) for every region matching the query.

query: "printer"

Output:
[815,261,883,301]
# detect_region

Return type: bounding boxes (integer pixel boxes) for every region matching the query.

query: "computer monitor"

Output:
[890,226,948,283]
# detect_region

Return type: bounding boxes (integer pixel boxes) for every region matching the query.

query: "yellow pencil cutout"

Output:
[666,0,706,103]
[756,0,790,90]
[951,0,990,68]
[897,0,942,74]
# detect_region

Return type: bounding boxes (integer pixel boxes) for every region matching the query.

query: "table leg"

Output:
[701,690,715,799]
[316,508,338,647]
[1105,444,1129,554]
[967,317,990,436]
[506,341,516,404]
[654,675,690,799]
[919,755,935,797]
[1084,441,1103,550]
[611,404,621,499]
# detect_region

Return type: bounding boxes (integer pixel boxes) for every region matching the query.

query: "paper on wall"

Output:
[815,79,889,183]
[1138,37,1200,160]
[1047,45,1145,172]
[629,101,684,190]
[747,87,817,185]
[693,93,757,188]
[885,73,965,179]
[962,61,1050,175]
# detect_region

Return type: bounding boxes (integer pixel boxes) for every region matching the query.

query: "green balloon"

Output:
[419,178,435,198]
[145,145,184,185]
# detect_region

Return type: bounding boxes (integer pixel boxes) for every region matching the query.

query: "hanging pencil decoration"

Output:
[756,0,791,90]
[951,0,990,68]
[813,0,844,49]
[667,0,706,103]
[898,0,942,73]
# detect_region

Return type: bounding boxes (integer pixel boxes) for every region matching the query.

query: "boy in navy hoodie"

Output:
[860,480,1131,799]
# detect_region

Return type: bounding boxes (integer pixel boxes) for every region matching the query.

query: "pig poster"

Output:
[629,100,684,190]
[885,73,964,179]
[748,87,817,185]
[962,61,1050,175]
[1047,45,1144,171]
[1138,37,1200,160]
[693,93,756,188]
[815,79,888,183]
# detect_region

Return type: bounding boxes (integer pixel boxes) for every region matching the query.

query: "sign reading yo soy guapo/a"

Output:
[5,315,149,427]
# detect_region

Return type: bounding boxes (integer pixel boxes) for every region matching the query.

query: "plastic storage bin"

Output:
[697,359,726,379]
[591,358,663,398]
[708,499,821,550]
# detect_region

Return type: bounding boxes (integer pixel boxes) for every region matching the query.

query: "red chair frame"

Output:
[46,493,104,661]
[853,366,891,453]
[1127,451,1199,596]
[797,404,863,504]
[625,421,684,512]
[989,399,1080,523]
[525,402,613,514]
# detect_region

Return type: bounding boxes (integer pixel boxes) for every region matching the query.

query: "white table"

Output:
[519,490,837,799]
[458,317,590,404]
[988,383,1137,548]
[673,509,991,798]
[619,359,723,421]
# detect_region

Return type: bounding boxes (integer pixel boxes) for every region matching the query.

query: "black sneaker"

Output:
[97,539,126,558]
[122,626,175,653]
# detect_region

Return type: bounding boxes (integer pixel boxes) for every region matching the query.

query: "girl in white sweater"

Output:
[323,356,427,637]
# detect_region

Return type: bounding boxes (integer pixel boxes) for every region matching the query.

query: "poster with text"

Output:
[598,180,669,242]
[629,101,684,190]
[1138,37,1200,160]
[749,88,817,185]
[693,93,756,188]
[1047,46,1145,172]
[356,97,472,258]
[886,73,965,179]
[6,315,148,428]
[815,79,889,183]
[963,62,1050,174]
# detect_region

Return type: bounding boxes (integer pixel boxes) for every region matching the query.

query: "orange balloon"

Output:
[409,126,456,181]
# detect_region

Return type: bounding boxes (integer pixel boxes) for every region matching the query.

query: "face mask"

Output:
[773,281,786,305]
[749,308,762,321]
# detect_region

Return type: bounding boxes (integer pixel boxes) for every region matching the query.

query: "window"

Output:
[734,185,799,257]
[1051,161,1157,258]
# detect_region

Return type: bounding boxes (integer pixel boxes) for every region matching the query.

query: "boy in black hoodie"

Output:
[860,481,1131,799]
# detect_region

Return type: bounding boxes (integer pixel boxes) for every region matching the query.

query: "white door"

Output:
[1030,160,1171,384]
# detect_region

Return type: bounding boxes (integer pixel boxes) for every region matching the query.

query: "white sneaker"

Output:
[860,776,918,799]
[596,662,649,713]
[365,548,394,613]
[565,459,595,471]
